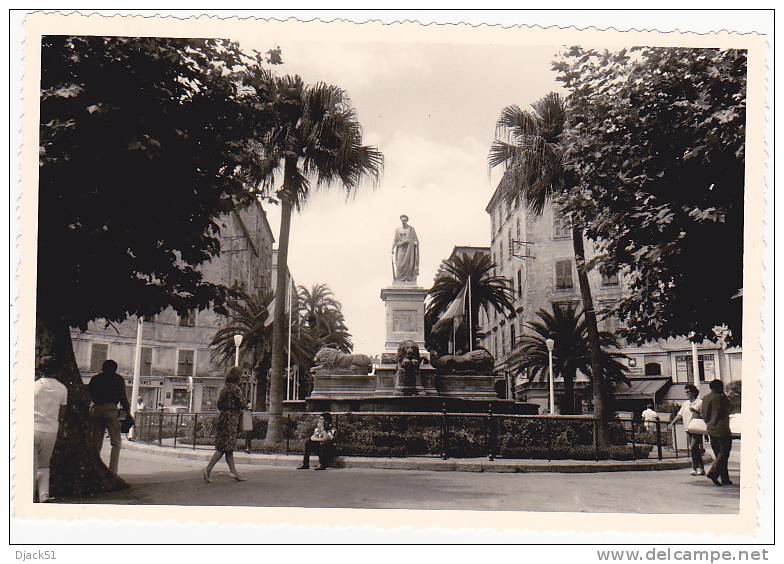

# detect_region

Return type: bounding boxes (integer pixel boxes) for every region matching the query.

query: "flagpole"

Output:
[468,276,473,352]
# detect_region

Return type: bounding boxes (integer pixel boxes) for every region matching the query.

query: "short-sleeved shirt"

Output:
[642,408,659,422]
[679,398,703,430]
[34,377,68,434]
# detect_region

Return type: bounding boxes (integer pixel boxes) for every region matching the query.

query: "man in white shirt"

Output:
[641,404,659,432]
[34,356,68,502]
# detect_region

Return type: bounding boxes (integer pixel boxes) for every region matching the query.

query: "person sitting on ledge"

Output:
[297,412,336,470]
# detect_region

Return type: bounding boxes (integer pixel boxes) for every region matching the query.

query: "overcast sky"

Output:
[242,38,565,353]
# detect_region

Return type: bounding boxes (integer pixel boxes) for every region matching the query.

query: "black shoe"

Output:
[721,479,734,486]
[708,475,722,486]
[296,463,308,470]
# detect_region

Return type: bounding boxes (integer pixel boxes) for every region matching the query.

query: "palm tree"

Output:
[298,283,353,353]
[489,92,611,442]
[210,289,274,410]
[508,304,629,415]
[426,253,515,355]
[240,74,383,444]
[286,283,354,399]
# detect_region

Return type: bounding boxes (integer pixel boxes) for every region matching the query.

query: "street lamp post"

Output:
[234,334,243,367]
[546,338,555,415]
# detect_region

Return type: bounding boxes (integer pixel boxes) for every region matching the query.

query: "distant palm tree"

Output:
[288,283,353,399]
[426,253,514,355]
[509,304,629,415]
[241,73,383,444]
[298,283,353,353]
[489,93,611,440]
[210,289,273,409]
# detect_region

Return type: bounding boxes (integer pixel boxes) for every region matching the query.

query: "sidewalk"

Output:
[125,439,695,473]
[79,440,740,513]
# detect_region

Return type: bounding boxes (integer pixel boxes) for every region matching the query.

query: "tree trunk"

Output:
[571,226,610,445]
[561,365,577,415]
[264,157,296,446]
[36,312,127,497]
[254,354,270,411]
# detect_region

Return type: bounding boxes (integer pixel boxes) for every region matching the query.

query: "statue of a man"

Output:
[391,214,419,283]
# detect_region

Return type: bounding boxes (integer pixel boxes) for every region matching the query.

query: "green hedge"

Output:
[140,412,659,460]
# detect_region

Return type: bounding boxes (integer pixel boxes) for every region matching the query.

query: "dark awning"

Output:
[612,377,671,400]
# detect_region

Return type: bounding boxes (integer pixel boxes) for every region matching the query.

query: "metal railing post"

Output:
[285,414,290,454]
[193,413,198,450]
[388,415,393,458]
[593,419,599,461]
[173,413,180,448]
[672,422,679,459]
[440,403,448,460]
[487,405,495,461]
[656,419,663,460]
[158,410,163,446]
[546,417,552,462]
[631,418,636,460]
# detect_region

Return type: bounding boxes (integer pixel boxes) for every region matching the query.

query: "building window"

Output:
[555,259,574,289]
[517,269,523,297]
[553,209,570,239]
[508,229,513,258]
[501,330,507,358]
[644,362,662,376]
[141,346,153,376]
[89,343,109,372]
[554,301,577,315]
[178,310,196,327]
[177,349,195,377]
[172,388,189,407]
[674,354,717,382]
[516,216,521,239]
[202,386,218,410]
[601,271,620,286]
[510,323,516,349]
[499,240,504,263]
[491,213,496,237]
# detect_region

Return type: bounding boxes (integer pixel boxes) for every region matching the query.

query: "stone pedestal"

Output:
[380,284,427,354]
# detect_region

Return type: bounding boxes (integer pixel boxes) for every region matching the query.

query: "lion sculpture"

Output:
[395,339,422,394]
[431,348,494,375]
[313,346,372,374]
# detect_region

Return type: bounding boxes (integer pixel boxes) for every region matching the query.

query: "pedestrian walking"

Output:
[87,359,133,474]
[127,397,145,441]
[669,384,705,475]
[202,367,248,482]
[701,379,733,487]
[34,356,68,502]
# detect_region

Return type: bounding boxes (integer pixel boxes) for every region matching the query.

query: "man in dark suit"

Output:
[701,379,733,486]
[88,359,132,474]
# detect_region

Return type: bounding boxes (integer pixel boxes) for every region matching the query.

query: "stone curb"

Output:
[125,441,695,474]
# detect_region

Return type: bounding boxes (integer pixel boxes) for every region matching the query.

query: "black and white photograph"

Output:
[11,10,772,549]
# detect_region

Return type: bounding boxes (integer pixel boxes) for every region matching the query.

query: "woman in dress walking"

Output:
[202,367,248,482]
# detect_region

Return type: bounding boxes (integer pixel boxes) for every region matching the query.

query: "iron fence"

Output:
[134,409,678,462]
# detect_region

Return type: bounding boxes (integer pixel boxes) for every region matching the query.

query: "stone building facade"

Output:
[71,199,275,412]
[479,171,742,413]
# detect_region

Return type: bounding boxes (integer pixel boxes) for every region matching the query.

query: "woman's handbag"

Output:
[687,417,707,435]
[239,410,253,432]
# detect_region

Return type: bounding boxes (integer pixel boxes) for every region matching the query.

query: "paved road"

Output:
[66,442,741,514]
